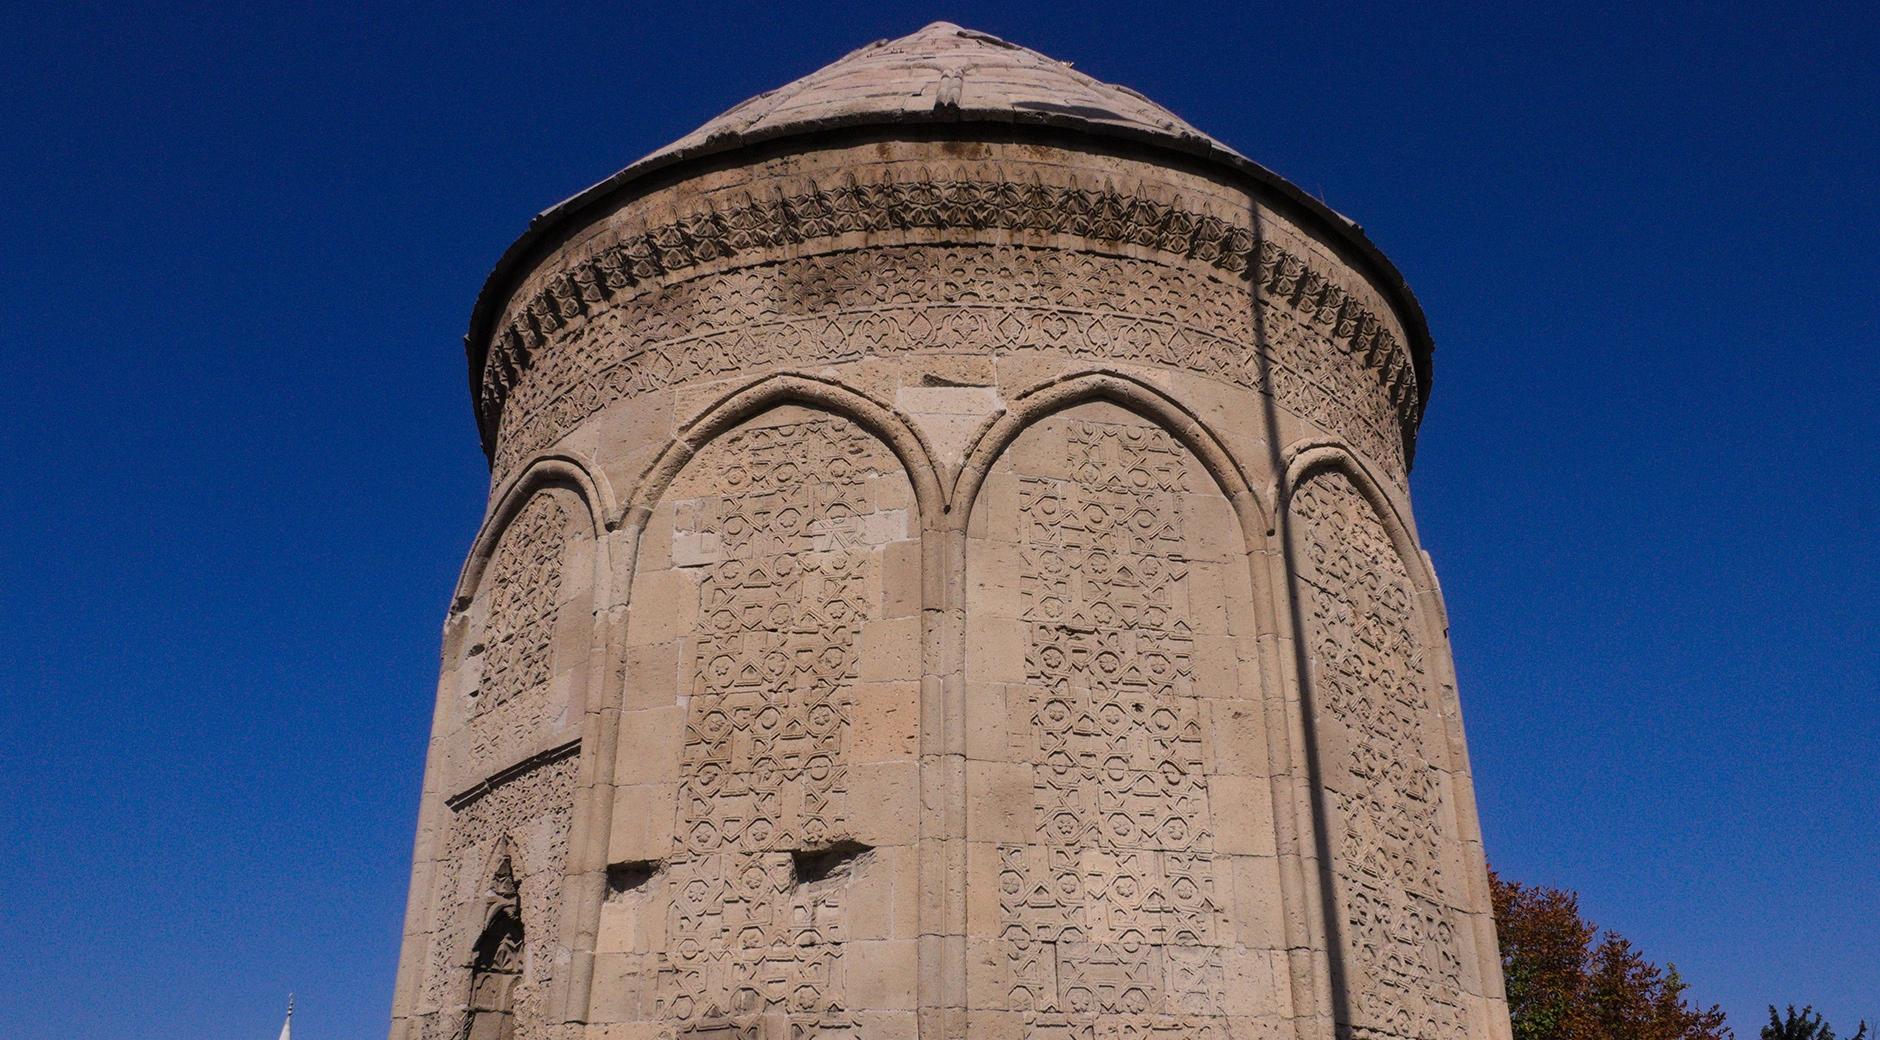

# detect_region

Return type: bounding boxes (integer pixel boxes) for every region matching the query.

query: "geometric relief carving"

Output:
[420,755,578,1040]
[1290,469,1463,1040]
[657,415,897,1038]
[479,170,1420,477]
[469,494,573,765]
[491,239,1408,481]
[462,854,525,1040]
[999,415,1231,1039]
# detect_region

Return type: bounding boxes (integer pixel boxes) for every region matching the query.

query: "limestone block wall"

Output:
[962,401,1281,1038]
[593,405,922,1037]
[390,135,1509,1040]
[391,484,597,1040]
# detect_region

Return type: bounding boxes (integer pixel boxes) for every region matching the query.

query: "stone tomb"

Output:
[389,22,1511,1040]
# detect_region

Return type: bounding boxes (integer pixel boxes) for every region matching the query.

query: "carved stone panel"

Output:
[966,402,1287,1038]
[597,407,922,1037]
[464,493,580,774]
[1289,469,1464,1040]
[418,753,578,1040]
[493,240,1407,483]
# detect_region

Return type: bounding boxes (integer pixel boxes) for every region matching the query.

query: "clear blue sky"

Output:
[3,3,1874,1037]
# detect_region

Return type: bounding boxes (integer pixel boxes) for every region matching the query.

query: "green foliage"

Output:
[1762,1005,1871,1040]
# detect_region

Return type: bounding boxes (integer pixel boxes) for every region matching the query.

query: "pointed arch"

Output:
[452,453,613,613]
[954,369,1271,539]
[459,839,525,1040]
[1280,439,1490,1039]
[619,372,945,534]
[1281,439,1430,593]
[462,837,525,963]
[433,456,613,1030]
[435,452,607,787]
[954,369,1292,1033]
[574,371,941,1031]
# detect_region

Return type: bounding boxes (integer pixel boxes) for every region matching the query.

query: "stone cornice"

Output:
[477,168,1425,467]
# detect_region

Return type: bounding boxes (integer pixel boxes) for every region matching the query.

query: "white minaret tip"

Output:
[276,994,293,1040]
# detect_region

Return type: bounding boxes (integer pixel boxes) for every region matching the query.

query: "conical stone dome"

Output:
[644,21,1236,166]
[397,23,1509,1040]
[466,23,1434,463]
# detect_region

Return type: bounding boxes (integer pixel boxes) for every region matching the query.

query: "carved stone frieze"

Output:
[479,169,1420,474]
[492,243,1408,481]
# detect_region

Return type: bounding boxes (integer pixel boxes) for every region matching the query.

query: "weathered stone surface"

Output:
[643,21,1228,163]
[391,22,1508,1040]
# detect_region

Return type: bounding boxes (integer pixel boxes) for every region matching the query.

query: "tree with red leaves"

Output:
[1490,869,1732,1040]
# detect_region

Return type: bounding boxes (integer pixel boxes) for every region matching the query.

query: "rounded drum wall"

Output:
[1289,466,1472,1040]
[964,401,1288,1037]
[413,486,595,1040]
[597,405,922,1036]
